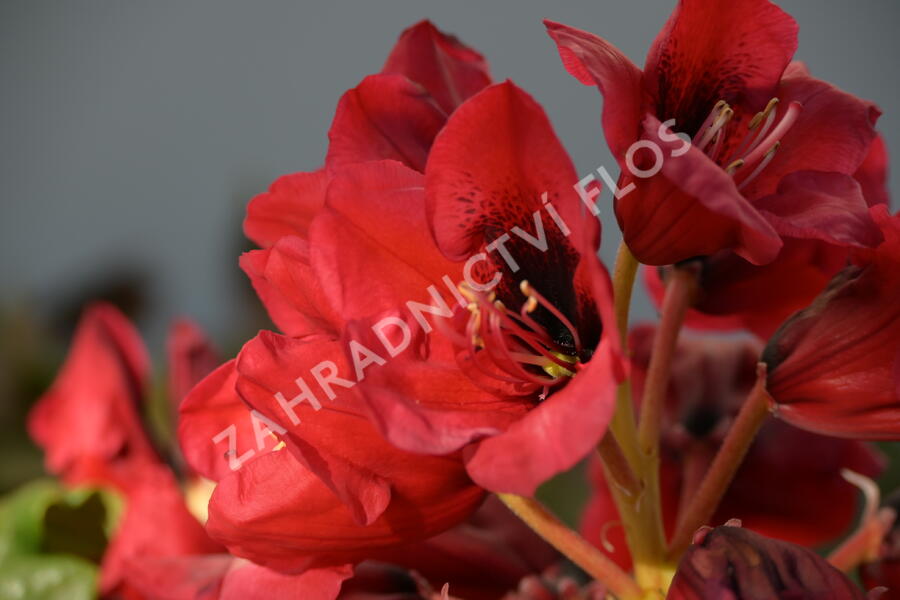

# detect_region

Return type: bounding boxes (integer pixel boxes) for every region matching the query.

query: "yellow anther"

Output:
[523,296,539,314]
[748,98,780,129]
[725,159,745,174]
[457,282,477,302]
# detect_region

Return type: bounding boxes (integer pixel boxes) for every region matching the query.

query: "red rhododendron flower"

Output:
[235,21,621,498]
[546,0,880,267]
[28,303,160,489]
[342,81,622,494]
[668,524,867,599]
[644,132,890,339]
[27,304,226,597]
[182,24,496,572]
[582,327,883,570]
[190,17,624,576]
[763,205,900,439]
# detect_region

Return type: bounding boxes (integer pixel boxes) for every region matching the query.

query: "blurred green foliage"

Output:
[0,480,122,600]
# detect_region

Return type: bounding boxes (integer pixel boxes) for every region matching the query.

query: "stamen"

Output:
[740,101,802,168]
[695,106,733,151]
[485,312,560,386]
[737,142,779,191]
[693,100,728,144]
[490,301,576,372]
[449,279,584,391]
[707,128,725,162]
[725,159,744,175]
[519,280,582,352]
[726,98,780,164]
[748,98,780,130]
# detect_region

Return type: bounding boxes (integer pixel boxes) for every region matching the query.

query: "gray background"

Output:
[2,0,898,353]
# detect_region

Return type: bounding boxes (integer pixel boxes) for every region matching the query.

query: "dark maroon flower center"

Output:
[453,280,585,395]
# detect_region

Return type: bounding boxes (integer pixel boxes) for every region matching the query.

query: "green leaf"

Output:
[0,555,96,600]
[0,480,62,561]
[0,480,122,565]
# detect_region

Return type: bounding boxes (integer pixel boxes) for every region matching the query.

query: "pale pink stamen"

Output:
[739,101,802,168]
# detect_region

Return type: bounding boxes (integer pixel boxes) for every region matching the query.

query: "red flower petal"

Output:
[644,0,798,133]
[206,449,483,572]
[235,333,392,525]
[346,311,525,456]
[178,360,279,482]
[244,169,328,248]
[381,20,491,115]
[122,554,232,600]
[100,465,222,596]
[464,338,620,495]
[425,80,588,262]
[326,74,446,173]
[740,70,881,200]
[220,562,353,600]
[235,331,484,528]
[241,237,341,338]
[754,171,882,248]
[122,545,353,600]
[310,161,461,323]
[544,20,646,160]
[854,133,891,208]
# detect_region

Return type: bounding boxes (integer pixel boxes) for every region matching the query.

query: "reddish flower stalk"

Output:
[497,494,642,600]
[627,263,699,582]
[637,264,699,457]
[668,365,773,557]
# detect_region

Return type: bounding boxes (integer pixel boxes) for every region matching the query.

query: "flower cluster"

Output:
[23,0,900,598]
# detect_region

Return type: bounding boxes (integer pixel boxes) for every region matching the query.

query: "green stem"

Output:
[497,494,643,600]
[602,243,671,595]
[608,243,642,472]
